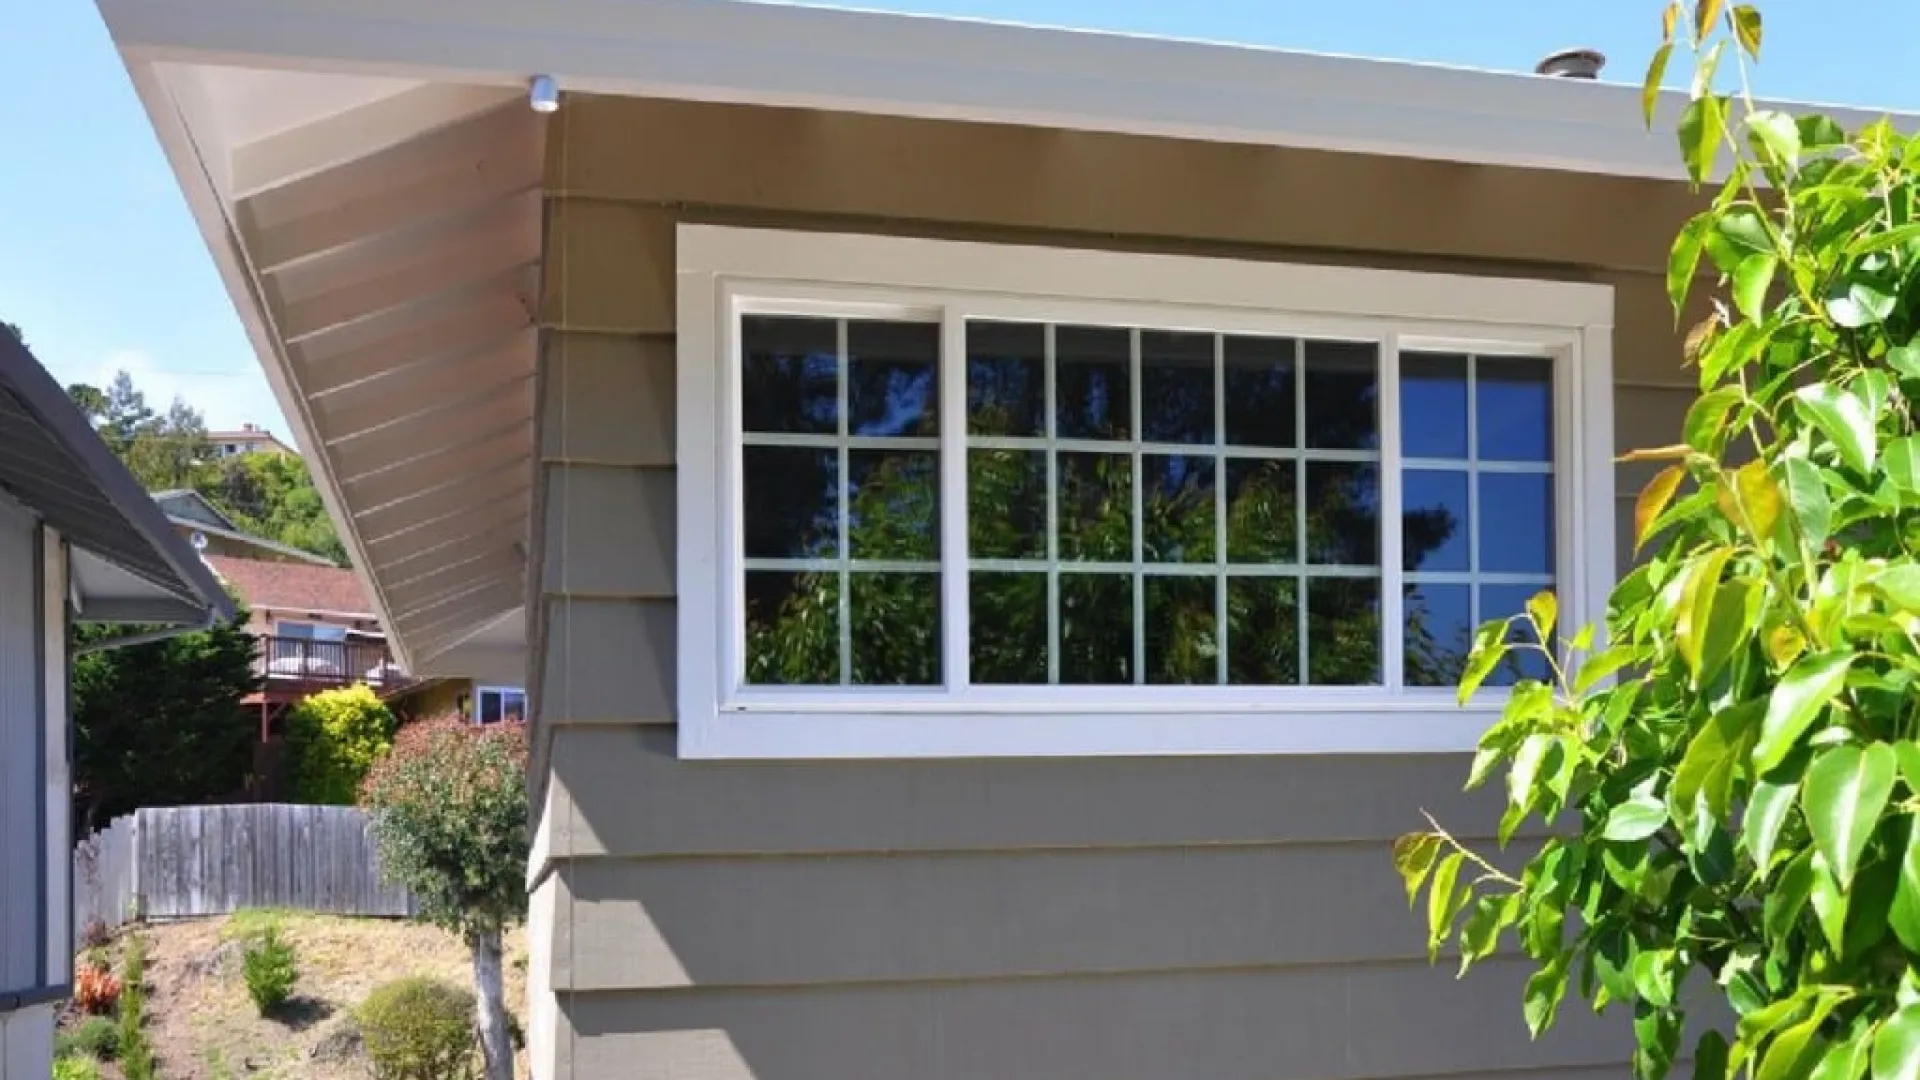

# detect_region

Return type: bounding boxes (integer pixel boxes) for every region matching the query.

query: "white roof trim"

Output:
[98,0,1908,182]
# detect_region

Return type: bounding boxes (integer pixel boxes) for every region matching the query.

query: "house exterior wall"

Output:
[526,94,1704,1080]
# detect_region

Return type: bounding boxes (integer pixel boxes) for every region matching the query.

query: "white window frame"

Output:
[475,685,527,726]
[677,224,1614,759]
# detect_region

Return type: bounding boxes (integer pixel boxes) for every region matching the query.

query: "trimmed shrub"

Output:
[242,925,299,1015]
[356,977,476,1080]
[52,1057,102,1080]
[287,684,397,804]
[54,1016,120,1062]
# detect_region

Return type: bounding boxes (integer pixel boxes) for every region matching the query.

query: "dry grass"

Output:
[73,913,527,1080]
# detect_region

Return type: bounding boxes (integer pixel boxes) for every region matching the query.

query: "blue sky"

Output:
[1,1,1911,438]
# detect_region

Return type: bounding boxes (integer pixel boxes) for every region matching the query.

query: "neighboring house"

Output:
[0,332,232,1076]
[151,488,338,565]
[205,422,295,458]
[200,554,411,737]
[95,2,1899,1077]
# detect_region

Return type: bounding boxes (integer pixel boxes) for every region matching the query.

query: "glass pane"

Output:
[968,449,1047,559]
[1304,462,1379,566]
[1477,357,1553,462]
[1481,583,1555,685]
[1400,352,1469,459]
[1059,573,1133,684]
[847,320,939,437]
[744,570,840,684]
[743,446,839,558]
[967,321,1046,436]
[1145,576,1218,685]
[1142,455,1216,564]
[1224,459,1296,564]
[479,693,503,725]
[742,315,838,434]
[1056,452,1132,561]
[849,572,941,685]
[1404,583,1472,687]
[847,450,938,560]
[1223,335,1296,449]
[1479,473,1555,573]
[970,572,1048,684]
[1225,576,1300,685]
[1306,577,1381,685]
[1056,325,1132,439]
[1402,469,1470,573]
[1140,330,1215,444]
[1302,340,1378,450]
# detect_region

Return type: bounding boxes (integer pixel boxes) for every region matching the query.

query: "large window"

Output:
[680,226,1615,758]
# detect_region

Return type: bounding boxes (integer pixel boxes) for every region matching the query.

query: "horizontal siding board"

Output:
[540,599,675,724]
[552,96,1699,276]
[545,726,1512,857]
[542,463,675,599]
[542,199,675,333]
[553,843,1540,990]
[541,333,675,467]
[558,958,1629,1080]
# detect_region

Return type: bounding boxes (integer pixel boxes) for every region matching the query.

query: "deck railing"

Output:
[257,635,408,688]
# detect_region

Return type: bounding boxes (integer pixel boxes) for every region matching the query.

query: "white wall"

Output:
[0,997,52,1079]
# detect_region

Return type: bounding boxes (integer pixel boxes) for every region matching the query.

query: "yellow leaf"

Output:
[1677,547,1736,682]
[1636,464,1688,551]
[1736,458,1783,547]
[1662,1,1682,43]
[1767,625,1806,668]
[1695,0,1728,44]
[1620,444,1694,463]
[1732,5,1762,58]
[1527,591,1558,642]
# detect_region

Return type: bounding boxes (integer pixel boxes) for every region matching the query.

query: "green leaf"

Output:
[1892,817,1920,953]
[1457,620,1509,705]
[1897,742,1920,792]
[1509,731,1552,810]
[1782,457,1833,548]
[1630,949,1675,1007]
[1732,5,1763,57]
[1747,777,1800,872]
[1574,646,1632,695]
[1523,957,1569,1038]
[1891,344,1920,379]
[1853,221,1920,256]
[1888,436,1920,495]
[1678,700,1762,817]
[1457,894,1509,974]
[1392,833,1443,907]
[1426,851,1464,958]
[1643,43,1673,128]
[1829,276,1899,328]
[1767,849,1816,938]
[1680,95,1728,185]
[1678,547,1736,682]
[1604,794,1669,842]
[1816,1027,1872,1080]
[1812,852,1852,951]
[1526,591,1557,642]
[1800,115,1849,149]
[1796,384,1878,475]
[1763,1016,1831,1080]
[1876,567,1920,612]
[1805,743,1897,888]
[1685,387,1744,453]
[1669,214,1712,314]
[1873,1005,1920,1080]
[1719,205,1775,254]
[1733,252,1776,321]
[1698,1031,1733,1080]
[1756,652,1855,774]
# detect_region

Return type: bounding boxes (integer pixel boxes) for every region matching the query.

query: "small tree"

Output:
[1401,5,1920,1079]
[287,684,397,804]
[362,717,527,1080]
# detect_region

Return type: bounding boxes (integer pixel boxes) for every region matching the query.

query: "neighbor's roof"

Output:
[205,555,375,619]
[0,332,234,625]
[93,0,1915,675]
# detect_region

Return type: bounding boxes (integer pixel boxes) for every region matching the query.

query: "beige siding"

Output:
[529,94,1706,1079]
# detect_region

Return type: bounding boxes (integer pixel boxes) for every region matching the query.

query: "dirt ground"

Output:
[69,913,528,1079]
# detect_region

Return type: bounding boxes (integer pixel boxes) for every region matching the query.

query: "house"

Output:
[205,421,295,459]
[151,487,339,565]
[91,1,1882,1076]
[0,330,233,1075]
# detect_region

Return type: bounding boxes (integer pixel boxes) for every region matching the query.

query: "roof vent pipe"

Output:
[1534,48,1606,79]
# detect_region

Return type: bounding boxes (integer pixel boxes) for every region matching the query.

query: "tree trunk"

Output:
[471,927,514,1080]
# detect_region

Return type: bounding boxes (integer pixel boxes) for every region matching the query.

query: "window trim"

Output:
[475,685,527,726]
[677,224,1615,759]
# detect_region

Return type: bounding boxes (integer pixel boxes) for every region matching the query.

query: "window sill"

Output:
[680,706,1502,759]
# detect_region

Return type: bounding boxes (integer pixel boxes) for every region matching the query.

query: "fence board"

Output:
[72,804,414,934]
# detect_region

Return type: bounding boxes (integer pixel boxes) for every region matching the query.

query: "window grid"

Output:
[740,310,1559,692]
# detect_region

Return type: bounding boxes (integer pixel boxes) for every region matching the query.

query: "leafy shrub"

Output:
[54,1016,120,1062]
[287,684,396,804]
[119,935,155,1080]
[52,1057,102,1080]
[71,962,120,1015]
[242,925,299,1015]
[356,977,476,1080]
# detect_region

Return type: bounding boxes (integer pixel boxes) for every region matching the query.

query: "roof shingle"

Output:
[206,555,374,618]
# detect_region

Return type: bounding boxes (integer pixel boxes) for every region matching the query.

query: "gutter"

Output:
[73,605,222,655]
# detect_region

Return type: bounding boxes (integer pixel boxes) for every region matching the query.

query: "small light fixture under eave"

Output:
[528,75,561,113]
[1534,48,1606,79]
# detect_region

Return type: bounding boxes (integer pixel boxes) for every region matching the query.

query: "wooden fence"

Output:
[73,804,414,933]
